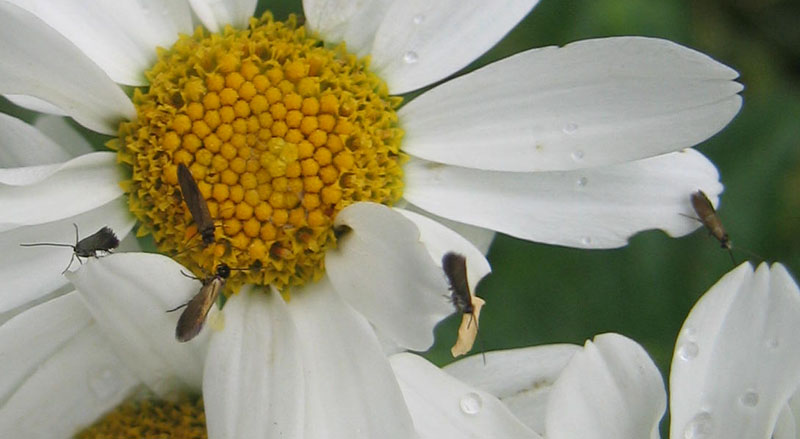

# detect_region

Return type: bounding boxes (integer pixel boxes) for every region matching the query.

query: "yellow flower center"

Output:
[113,13,404,291]
[75,396,206,439]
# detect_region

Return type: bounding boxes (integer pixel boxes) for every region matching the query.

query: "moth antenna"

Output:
[166,303,188,313]
[19,242,76,248]
[72,223,80,246]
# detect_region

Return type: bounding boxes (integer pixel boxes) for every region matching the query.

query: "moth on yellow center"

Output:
[112,13,405,292]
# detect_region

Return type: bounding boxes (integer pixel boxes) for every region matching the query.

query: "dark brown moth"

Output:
[20,224,119,273]
[442,252,474,315]
[442,251,486,362]
[689,190,737,265]
[169,263,230,342]
[177,163,215,246]
[690,190,731,250]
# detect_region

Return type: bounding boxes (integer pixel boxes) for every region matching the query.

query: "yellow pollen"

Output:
[75,395,206,439]
[114,13,404,291]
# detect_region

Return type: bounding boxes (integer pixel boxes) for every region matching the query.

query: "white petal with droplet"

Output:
[669,263,800,439]
[391,352,542,438]
[302,0,394,57]
[371,0,540,94]
[445,345,580,435]
[400,37,742,171]
[404,150,721,249]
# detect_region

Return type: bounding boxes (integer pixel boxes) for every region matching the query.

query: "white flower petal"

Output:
[204,288,304,439]
[444,345,580,435]
[546,333,666,439]
[5,0,193,86]
[0,197,134,313]
[400,37,742,171]
[0,292,90,405]
[404,150,721,249]
[0,113,71,167]
[66,253,207,396]
[189,0,256,33]
[326,202,454,351]
[371,0,540,94]
[0,152,123,231]
[302,0,393,57]
[4,94,66,116]
[669,263,800,439]
[773,402,797,439]
[287,278,416,439]
[0,2,135,134]
[391,352,542,439]
[0,324,139,439]
[401,201,496,254]
[396,208,491,290]
[33,115,95,158]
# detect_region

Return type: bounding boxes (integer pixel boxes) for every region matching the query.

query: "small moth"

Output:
[442,252,474,315]
[689,190,738,265]
[442,252,486,359]
[171,263,230,342]
[690,190,731,250]
[177,163,215,246]
[20,224,119,273]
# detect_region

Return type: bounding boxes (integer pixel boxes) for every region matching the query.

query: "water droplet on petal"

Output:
[562,122,579,134]
[403,51,419,64]
[678,342,699,360]
[88,368,119,401]
[683,411,714,439]
[576,176,588,187]
[768,337,780,349]
[683,326,696,339]
[740,390,759,407]
[412,14,425,24]
[580,236,592,246]
[459,392,482,415]
[570,150,584,161]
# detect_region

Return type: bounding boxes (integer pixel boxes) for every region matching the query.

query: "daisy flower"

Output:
[424,262,800,439]
[0,0,742,436]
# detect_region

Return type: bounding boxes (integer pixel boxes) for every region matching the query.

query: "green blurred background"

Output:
[4,0,798,386]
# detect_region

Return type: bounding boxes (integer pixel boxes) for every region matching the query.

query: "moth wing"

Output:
[175,277,223,342]
[178,163,213,227]
[442,252,471,304]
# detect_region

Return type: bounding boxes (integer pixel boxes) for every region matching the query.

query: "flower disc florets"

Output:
[114,13,404,291]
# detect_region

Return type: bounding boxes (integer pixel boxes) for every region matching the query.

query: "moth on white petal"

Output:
[442,252,485,357]
[170,263,230,342]
[20,224,119,273]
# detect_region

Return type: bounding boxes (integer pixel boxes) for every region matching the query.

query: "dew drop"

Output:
[88,368,119,401]
[403,51,419,64]
[576,176,588,187]
[412,14,425,25]
[740,390,759,407]
[683,411,714,439]
[562,122,579,134]
[678,342,699,361]
[767,337,780,349]
[683,326,696,339]
[580,236,592,246]
[459,392,483,415]
[570,150,584,161]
